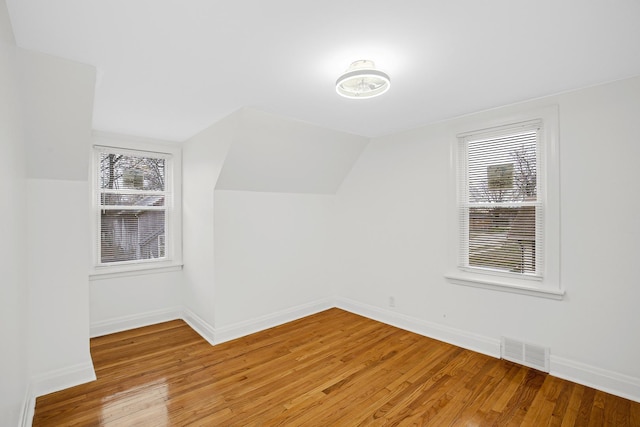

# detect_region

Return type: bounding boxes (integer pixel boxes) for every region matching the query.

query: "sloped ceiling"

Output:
[6,0,640,141]
[215,108,368,194]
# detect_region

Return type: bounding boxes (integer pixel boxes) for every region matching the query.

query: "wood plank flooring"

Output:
[33,308,640,426]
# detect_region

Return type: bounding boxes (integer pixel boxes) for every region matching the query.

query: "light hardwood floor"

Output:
[33,308,640,426]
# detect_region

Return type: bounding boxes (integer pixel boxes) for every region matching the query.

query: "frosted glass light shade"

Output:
[336,60,390,99]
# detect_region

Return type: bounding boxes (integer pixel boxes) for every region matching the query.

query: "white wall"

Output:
[0,8,97,422]
[214,191,334,330]
[333,75,640,398]
[89,270,183,336]
[182,109,359,342]
[21,49,94,181]
[182,111,238,333]
[21,48,97,397]
[0,2,29,421]
[27,180,94,383]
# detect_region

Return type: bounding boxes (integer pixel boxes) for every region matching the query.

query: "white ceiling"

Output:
[7,0,640,141]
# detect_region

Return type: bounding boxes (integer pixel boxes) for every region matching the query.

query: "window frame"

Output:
[459,120,543,278]
[90,132,183,279]
[445,106,563,299]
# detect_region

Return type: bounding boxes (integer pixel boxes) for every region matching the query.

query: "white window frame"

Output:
[445,106,563,299]
[90,132,182,279]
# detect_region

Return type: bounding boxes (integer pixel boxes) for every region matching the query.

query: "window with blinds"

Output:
[458,120,543,277]
[95,147,171,265]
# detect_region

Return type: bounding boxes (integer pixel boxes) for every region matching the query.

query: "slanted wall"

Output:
[183,107,368,341]
[215,107,368,194]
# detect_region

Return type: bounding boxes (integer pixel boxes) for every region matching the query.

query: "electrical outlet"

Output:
[389,296,395,308]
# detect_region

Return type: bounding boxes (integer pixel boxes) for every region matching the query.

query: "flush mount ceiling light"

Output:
[336,60,390,99]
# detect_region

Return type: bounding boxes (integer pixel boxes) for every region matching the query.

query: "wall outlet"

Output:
[388,296,395,308]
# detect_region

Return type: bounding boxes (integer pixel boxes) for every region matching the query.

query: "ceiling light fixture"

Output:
[335,60,390,99]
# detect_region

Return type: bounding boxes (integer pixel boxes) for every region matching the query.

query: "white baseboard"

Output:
[90,306,182,338]
[30,361,97,399]
[182,308,216,346]
[213,298,334,345]
[551,356,640,403]
[20,384,35,427]
[334,296,501,358]
[24,362,96,426]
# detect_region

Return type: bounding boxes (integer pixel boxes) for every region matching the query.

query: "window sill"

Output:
[90,262,183,281]
[445,272,565,300]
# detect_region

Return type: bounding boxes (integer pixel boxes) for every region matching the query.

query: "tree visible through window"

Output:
[459,122,543,276]
[97,148,170,264]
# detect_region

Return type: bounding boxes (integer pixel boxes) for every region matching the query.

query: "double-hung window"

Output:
[91,137,182,277]
[448,107,562,299]
[460,121,542,277]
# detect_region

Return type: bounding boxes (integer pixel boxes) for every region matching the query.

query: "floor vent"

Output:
[501,337,550,372]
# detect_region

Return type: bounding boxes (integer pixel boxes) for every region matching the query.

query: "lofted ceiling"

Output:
[6,0,640,142]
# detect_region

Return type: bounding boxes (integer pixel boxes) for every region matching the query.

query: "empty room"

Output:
[2,0,640,425]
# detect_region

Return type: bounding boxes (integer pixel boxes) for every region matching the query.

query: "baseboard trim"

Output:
[334,297,501,358]
[551,356,640,403]
[90,306,182,338]
[20,384,35,427]
[25,362,96,425]
[213,298,334,345]
[182,308,216,346]
[30,361,97,399]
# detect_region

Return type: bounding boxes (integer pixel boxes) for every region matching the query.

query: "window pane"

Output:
[468,206,536,274]
[468,131,537,203]
[99,153,165,191]
[100,210,166,263]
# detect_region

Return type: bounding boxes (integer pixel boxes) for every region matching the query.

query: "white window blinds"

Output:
[458,121,544,277]
[96,147,171,265]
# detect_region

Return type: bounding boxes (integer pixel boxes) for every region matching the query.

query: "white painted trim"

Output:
[20,384,35,427]
[89,264,183,281]
[551,356,640,403]
[213,298,334,345]
[90,134,183,277]
[182,308,216,346]
[90,306,182,337]
[446,274,565,300]
[30,361,96,398]
[334,297,501,358]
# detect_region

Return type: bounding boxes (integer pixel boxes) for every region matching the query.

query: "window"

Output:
[91,136,182,278]
[459,121,542,277]
[447,107,562,299]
